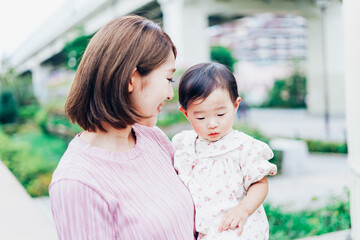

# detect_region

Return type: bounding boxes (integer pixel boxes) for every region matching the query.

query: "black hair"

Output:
[178,62,239,110]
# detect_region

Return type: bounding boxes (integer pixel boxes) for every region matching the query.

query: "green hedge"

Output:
[210,46,237,73]
[262,71,307,108]
[0,131,58,197]
[157,111,187,127]
[306,139,348,154]
[267,191,350,239]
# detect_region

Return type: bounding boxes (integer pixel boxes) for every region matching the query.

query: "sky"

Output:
[0,0,65,58]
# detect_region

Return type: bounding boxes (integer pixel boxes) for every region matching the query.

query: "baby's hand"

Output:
[218,204,250,236]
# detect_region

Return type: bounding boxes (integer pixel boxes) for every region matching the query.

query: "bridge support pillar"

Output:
[32,64,52,104]
[160,0,210,68]
[306,0,344,116]
[344,0,360,238]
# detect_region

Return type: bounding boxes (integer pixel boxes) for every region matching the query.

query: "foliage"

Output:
[62,33,95,70]
[157,110,187,127]
[0,130,64,197]
[18,104,40,123]
[270,150,282,175]
[0,69,37,107]
[210,46,237,73]
[0,68,38,124]
[34,108,49,133]
[12,130,69,163]
[0,91,18,123]
[305,139,348,154]
[263,66,307,108]
[267,190,350,239]
[46,113,83,136]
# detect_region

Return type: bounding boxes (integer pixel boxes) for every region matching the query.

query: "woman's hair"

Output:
[178,62,239,110]
[65,15,177,132]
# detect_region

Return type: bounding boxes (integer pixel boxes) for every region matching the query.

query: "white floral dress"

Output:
[172,130,277,240]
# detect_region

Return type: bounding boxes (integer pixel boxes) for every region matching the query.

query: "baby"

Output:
[172,62,277,240]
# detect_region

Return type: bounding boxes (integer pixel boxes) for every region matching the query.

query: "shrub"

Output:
[46,113,83,137]
[62,33,95,70]
[210,46,237,72]
[266,190,350,239]
[263,71,306,108]
[0,91,18,123]
[34,108,49,133]
[157,111,187,127]
[0,131,57,197]
[18,104,40,122]
[305,140,348,154]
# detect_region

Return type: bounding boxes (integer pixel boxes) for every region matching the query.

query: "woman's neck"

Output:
[80,123,136,152]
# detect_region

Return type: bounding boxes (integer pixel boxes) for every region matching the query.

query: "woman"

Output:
[49,15,195,239]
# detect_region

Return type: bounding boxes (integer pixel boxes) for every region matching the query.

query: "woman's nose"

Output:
[167,84,174,100]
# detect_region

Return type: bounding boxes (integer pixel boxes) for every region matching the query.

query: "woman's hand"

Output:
[218,203,250,236]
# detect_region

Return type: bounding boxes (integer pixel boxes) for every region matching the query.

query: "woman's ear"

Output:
[179,106,188,118]
[128,68,140,93]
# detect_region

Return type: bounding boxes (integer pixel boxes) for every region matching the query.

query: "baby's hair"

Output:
[178,62,239,110]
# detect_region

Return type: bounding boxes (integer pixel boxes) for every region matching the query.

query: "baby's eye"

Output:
[218,113,226,117]
[167,78,175,83]
[196,117,205,120]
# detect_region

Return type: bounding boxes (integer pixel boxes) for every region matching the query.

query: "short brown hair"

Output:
[65,15,177,132]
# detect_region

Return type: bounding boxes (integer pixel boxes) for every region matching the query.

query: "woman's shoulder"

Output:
[50,137,104,189]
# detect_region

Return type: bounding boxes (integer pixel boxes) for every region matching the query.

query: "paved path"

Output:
[240,108,346,142]
[0,161,57,240]
[266,153,350,212]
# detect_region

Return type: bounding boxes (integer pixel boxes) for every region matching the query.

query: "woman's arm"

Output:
[218,176,268,236]
[50,180,115,239]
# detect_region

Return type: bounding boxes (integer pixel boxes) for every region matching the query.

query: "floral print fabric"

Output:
[173,130,277,240]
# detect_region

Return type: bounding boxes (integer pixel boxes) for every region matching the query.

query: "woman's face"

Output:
[129,52,176,127]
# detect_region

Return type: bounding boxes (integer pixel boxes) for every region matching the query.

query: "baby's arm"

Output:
[218,176,268,236]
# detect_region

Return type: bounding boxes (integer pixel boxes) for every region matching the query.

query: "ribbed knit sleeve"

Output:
[50,180,115,240]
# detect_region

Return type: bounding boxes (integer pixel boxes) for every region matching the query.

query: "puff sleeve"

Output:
[240,139,277,191]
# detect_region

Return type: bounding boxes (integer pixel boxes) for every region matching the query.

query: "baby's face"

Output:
[184,88,240,142]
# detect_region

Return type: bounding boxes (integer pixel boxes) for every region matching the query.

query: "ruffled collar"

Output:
[181,130,251,159]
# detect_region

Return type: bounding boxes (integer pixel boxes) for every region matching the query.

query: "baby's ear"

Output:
[235,97,241,109]
[179,106,188,118]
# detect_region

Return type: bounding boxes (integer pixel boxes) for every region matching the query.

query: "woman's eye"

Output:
[167,78,175,83]
[218,113,226,117]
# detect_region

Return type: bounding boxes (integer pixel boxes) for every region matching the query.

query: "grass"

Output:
[11,128,69,163]
[267,191,351,239]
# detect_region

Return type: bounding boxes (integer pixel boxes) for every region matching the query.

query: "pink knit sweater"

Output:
[49,124,195,239]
